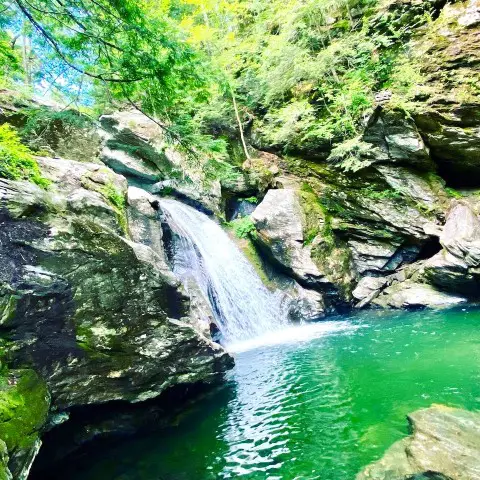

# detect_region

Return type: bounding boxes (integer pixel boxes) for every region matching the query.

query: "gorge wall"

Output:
[1,0,480,477]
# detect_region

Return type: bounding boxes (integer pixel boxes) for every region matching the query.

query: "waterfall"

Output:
[159,199,287,345]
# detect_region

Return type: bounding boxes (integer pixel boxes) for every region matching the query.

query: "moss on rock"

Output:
[0,369,50,452]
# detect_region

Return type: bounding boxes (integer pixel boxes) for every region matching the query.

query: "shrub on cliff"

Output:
[0,124,49,188]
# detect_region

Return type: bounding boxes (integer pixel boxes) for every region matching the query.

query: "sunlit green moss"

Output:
[0,125,49,188]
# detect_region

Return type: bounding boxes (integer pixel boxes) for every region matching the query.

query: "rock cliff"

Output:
[0,105,233,477]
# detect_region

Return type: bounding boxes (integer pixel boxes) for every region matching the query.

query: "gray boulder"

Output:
[251,189,327,286]
[440,202,480,267]
[126,186,167,267]
[99,110,176,181]
[372,280,467,309]
[285,283,326,322]
[363,108,434,170]
[357,405,480,480]
[0,155,233,469]
[424,251,477,295]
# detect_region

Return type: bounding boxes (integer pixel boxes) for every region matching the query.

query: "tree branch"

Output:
[13,0,146,83]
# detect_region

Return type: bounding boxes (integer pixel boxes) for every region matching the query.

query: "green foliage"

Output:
[227,216,257,240]
[0,0,452,166]
[21,107,93,149]
[328,137,376,172]
[184,0,444,153]
[445,187,462,199]
[2,0,221,157]
[299,183,335,247]
[244,196,258,204]
[0,124,49,188]
[304,227,319,246]
[203,153,243,185]
[0,25,21,89]
[100,182,128,233]
[0,369,50,451]
[361,185,403,201]
[101,182,126,212]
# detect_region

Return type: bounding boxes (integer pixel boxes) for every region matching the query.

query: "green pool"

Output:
[57,308,480,479]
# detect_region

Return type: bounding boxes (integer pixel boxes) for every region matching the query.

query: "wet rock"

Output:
[251,189,327,286]
[0,157,233,413]
[286,283,326,322]
[357,405,480,480]
[363,108,433,170]
[372,280,467,309]
[152,179,222,216]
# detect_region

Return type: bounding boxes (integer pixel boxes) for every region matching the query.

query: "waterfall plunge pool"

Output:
[48,307,480,480]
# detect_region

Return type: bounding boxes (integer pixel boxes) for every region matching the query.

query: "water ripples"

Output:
[218,325,357,478]
[55,308,480,480]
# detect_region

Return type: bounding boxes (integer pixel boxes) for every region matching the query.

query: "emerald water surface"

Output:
[59,308,480,479]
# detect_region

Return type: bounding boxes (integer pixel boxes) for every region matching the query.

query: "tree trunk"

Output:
[229,83,251,163]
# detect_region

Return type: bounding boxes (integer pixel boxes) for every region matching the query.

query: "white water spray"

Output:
[159,199,288,345]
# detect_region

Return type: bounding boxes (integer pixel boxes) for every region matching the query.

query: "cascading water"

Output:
[159,198,287,345]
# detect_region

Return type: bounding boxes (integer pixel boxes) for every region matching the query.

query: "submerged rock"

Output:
[357,405,480,480]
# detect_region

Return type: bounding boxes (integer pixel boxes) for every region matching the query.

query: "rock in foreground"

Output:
[357,405,480,480]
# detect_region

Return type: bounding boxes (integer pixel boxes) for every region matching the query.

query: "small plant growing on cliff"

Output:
[0,125,49,188]
[101,182,126,211]
[101,182,128,233]
[228,216,258,240]
[445,187,462,199]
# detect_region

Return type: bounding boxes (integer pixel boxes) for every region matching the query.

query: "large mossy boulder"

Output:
[99,110,174,182]
[357,405,480,480]
[0,91,101,164]
[0,154,233,466]
[251,189,326,285]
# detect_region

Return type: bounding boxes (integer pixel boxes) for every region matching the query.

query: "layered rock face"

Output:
[0,153,232,476]
[236,0,480,313]
[357,405,480,480]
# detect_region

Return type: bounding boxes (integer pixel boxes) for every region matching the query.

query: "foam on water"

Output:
[228,320,361,353]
